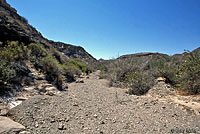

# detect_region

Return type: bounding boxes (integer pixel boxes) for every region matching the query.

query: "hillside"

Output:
[0,0,97,97]
[0,0,96,62]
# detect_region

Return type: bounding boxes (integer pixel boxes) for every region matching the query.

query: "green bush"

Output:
[54,74,64,90]
[100,54,184,95]
[40,55,61,75]
[28,43,48,57]
[61,64,82,76]
[69,59,87,73]
[51,48,65,64]
[176,52,200,94]
[126,71,153,95]
[40,55,65,89]
[0,41,28,62]
[0,60,16,83]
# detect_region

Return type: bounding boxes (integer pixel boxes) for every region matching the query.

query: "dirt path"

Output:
[10,71,200,134]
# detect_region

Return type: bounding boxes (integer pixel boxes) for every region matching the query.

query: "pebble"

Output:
[73,103,79,107]
[94,114,98,118]
[50,119,55,123]
[58,122,65,130]
[100,121,105,124]
[35,122,39,128]
[19,131,31,134]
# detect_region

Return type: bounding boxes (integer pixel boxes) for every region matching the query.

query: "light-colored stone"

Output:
[58,122,64,130]
[76,79,84,83]
[0,116,25,134]
[0,103,9,116]
[19,131,31,134]
[45,91,55,96]
[17,97,28,101]
[157,77,166,82]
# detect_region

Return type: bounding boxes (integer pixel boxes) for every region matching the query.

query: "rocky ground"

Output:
[5,71,199,134]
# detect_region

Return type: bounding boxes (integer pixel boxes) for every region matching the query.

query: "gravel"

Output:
[9,71,200,134]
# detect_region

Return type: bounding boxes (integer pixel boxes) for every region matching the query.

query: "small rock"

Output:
[28,73,34,78]
[73,103,79,107]
[100,121,105,124]
[45,91,55,96]
[76,79,84,83]
[83,127,89,130]
[93,114,98,118]
[50,119,55,123]
[157,77,166,82]
[17,97,28,101]
[59,118,65,121]
[112,120,116,123]
[58,122,65,130]
[19,131,31,134]
[35,122,39,128]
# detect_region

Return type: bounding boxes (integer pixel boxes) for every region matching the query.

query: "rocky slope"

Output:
[49,41,96,63]
[0,0,96,62]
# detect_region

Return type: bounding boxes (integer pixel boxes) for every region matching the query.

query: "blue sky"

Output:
[7,0,200,59]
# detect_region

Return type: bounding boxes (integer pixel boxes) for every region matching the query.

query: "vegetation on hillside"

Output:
[99,51,200,95]
[176,52,200,95]
[0,41,90,92]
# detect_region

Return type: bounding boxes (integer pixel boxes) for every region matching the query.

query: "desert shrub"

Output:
[176,52,200,94]
[0,41,28,62]
[69,59,87,73]
[40,55,65,88]
[51,48,65,64]
[28,43,48,57]
[153,69,176,84]
[0,60,16,83]
[61,64,82,76]
[126,72,154,95]
[40,55,61,75]
[97,63,107,71]
[106,57,155,95]
[54,74,64,90]
[100,54,184,95]
[150,58,177,85]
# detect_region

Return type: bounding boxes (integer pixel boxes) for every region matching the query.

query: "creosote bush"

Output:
[124,71,153,95]
[176,52,200,95]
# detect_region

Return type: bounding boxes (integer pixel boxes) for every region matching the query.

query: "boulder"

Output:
[0,116,25,134]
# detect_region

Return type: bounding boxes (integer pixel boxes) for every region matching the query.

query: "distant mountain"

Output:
[49,41,96,63]
[117,52,169,59]
[0,0,96,62]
